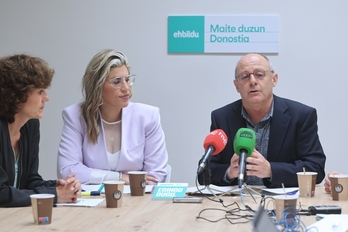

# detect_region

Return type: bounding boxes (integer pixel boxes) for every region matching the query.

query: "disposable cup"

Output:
[330,174,348,201]
[104,180,125,208]
[30,194,55,225]
[128,171,147,196]
[273,195,298,222]
[297,172,317,197]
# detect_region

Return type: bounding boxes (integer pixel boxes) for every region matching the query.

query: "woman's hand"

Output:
[121,173,129,185]
[56,174,82,203]
[121,173,158,185]
[146,175,159,185]
[324,171,341,193]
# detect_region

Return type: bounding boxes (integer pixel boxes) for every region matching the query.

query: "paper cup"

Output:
[30,194,55,225]
[330,174,348,201]
[273,195,298,222]
[104,181,125,208]
[297,172,317,197]
[128,171,147,196]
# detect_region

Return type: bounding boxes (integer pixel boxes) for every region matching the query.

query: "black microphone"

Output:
[197,129,228,175]
[233,128,256,188]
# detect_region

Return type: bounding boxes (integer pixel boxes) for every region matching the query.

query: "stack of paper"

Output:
[81,184,154,194]
[54,198,105,207]
[306,214,348,232]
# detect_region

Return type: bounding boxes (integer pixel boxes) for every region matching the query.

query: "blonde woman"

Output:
[57,49,168,185]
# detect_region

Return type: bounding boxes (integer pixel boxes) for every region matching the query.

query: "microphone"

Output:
[197,129,228,175]
[233,128,256,188]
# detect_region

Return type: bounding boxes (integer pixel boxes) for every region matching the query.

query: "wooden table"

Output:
[1,186,346,232]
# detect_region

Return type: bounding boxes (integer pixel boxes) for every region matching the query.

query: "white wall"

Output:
[0,0,347,185]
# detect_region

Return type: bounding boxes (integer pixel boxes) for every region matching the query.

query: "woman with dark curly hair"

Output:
[0,54,82,207]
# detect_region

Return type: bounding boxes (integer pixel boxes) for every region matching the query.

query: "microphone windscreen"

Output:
[203,129,228,155]
[233,128,256,156]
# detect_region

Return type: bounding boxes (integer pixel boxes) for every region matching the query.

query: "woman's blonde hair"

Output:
[81,49,130,143]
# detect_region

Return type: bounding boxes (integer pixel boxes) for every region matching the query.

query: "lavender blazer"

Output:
[57,102,168,184]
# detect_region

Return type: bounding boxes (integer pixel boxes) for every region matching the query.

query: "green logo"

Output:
[168,16,204,53]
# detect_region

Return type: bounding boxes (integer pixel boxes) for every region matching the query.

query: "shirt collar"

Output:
[241,99,274,126]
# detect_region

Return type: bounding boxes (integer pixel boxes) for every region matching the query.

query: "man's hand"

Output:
[245,149,272,178]
[226,154,240,180]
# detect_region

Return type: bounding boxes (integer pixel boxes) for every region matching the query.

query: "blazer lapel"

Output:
[227,100,247,137]
[268,96,291,161]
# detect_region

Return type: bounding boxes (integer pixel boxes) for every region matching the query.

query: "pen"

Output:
[81,191,101,196]
[98,184,104,193]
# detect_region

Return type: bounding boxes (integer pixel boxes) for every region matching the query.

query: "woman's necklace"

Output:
[102,118,121,142]
[101,118,122,125]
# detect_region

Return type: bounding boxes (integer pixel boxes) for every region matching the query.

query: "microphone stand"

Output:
[242,183,258,204]
[194,176,226,205]
[197,162,212,186]
[238,183,258,213]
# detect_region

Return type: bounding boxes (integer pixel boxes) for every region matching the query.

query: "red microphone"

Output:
[197,129,228,174]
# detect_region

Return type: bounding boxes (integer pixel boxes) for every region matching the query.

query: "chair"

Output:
[165,164,172,183]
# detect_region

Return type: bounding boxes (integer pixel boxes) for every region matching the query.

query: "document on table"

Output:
[54,198,105,207]
[186,185,239,195]
[82,184,154,194]
[258,186,299,196]
[186,185,298,196]
[306,214,348,232]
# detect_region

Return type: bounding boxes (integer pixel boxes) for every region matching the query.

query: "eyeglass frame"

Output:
[108,74,136,89]
[235,69,274,84]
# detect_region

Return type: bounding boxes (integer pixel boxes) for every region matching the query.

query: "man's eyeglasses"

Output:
[236,69,273,84]
[108,74,136,89]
